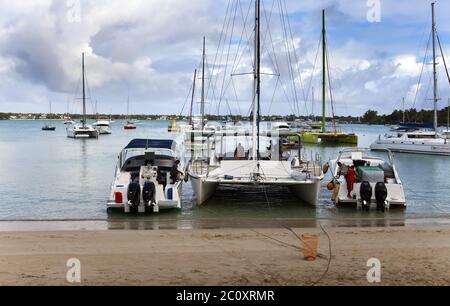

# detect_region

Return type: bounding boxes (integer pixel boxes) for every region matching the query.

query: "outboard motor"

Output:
[127,182,141,211]
[375,182,389,212]
[360,181,372,211]
[143,181,156,205]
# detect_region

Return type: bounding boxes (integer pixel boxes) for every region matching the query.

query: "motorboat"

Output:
[93,120,112,135]
[66,53,99,139]
[107,139,185,213]
[371,131,450,156]
[124,122,137,130]
[328,148,406,211]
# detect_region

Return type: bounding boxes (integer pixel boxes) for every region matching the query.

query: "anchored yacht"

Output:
[67,53,99,139]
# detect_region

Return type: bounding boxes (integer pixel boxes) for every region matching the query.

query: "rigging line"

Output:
[268,76,281,114]
[281,0,308,106]
[179,80,194,117]
[277,0,300,117]
[413,30,432,110]
[208,0,233,105]
[231,77,243,116]
[262,3,296,115]
[436,32,450,85]
[232,0,255,74]
[402,19,430,111]
[326,38,337,133]
[218,0,239,105]
[311,222,332,286]
[305,35,322,108]
[215,0,253,115]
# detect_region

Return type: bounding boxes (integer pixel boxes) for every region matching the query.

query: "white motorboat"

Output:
[371,131,450,155]
[107,139,185,213]
[67,53,99,139]
[371,3,450,156]
[93,120,112,135]
[329,148,406,211]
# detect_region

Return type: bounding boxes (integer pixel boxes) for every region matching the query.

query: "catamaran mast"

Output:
[432,2,439,135]
[322,10,327,133]
[252,0,261,161]
[82,52,86,128]
[201,37,206,130]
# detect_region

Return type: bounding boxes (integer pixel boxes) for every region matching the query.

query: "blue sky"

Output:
[0,0,449,116]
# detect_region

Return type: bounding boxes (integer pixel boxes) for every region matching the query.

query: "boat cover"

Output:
[357,166,385,183]
[125,139,174,150]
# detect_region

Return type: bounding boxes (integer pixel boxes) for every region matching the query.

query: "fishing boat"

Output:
[42,100,56,131]
[328,148,406,211]
[188,0,324,206]
[298,10,358,145]
[107,139,185,213]
[66,53,99,139]
[371,3,450,155]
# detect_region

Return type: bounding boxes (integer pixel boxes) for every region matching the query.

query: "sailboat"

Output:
[300,10,358,145]
[188,0,324,206]
[371,2,450,155]
[42,100,56,131]
[124,96,137,130]
[66,53,99,139]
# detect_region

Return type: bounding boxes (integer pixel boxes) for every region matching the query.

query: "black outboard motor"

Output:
[375,182,388,212]
[143,182,156,205]
[127,182,141,211]
[360,181,373,211]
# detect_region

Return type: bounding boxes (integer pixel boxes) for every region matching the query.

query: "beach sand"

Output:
[0,224,449,286]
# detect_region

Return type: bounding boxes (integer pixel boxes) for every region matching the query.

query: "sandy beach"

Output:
[1,222,449,286]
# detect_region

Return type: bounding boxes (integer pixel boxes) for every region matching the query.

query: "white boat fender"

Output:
[360,181,372,211]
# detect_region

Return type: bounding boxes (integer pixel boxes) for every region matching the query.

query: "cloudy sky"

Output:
[0,0,449,117]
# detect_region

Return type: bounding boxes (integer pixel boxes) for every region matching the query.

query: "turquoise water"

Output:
[0,120,449,221]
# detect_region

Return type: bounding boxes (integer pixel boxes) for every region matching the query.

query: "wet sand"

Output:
[1,222,450,286]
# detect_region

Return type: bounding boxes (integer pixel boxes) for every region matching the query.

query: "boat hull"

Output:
[371,140,450,156]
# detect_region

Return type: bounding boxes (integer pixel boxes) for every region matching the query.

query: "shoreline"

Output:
[0,216,449,232]
[1,224,449,285]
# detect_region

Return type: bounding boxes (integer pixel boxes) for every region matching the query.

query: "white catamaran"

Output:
[371,2,450,156]
[188,0,324,206]
[66,53,99,139]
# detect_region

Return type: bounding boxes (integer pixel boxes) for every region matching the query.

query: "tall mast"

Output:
[201,37,206,130]
[82,52,86,127]
[190,69,197,127]
[252,0,261,161]
[322,10,327,133]
[432,2,438,135]
[402,97,406,123]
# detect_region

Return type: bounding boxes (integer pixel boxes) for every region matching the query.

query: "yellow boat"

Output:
[291,10,358,147]
[168,120,181,133]
[299,131,358,145]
